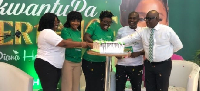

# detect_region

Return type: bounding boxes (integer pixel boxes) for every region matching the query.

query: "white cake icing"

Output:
[92,40,125,54]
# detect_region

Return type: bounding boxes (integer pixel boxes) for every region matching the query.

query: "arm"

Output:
[57,40,88,48]
[115,31,141,45]
[83,23,96,43]
[130,50,145,58]
[83,33,93,43]
[60,29,89,48]
[44,30,88,48]
[169,28,183,52]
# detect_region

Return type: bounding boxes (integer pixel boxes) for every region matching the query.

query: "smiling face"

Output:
[128,12,139,29]
[119,0,140,26]
[145,10,160,28]
[70,19,81,30]
[100,17,112,30]
[135,0,168,27]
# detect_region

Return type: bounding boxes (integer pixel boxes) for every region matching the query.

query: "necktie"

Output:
[149,29,154,62]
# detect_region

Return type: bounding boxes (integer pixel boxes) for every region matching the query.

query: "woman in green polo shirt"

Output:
[61,11,83,91]
[82,10,114,91]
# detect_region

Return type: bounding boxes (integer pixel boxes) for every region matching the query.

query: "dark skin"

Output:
[116,12,145,59]
[130,50,145,58]
[145,10,160,28]
[50,17,92,48]
[120,0,140,26]
[128,12,139,29]
[83,33,93,43]
[129,13,145,58]
[99,17,112,30]
[129,10,160,58]
[83,17,112,43]
[60,19,93,48]
[52,17,86,48]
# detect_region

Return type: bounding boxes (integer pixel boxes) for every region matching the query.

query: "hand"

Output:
[87,42,93,48]
[115,56,123,59]
[130,51,143,58]
[81,42,88,48]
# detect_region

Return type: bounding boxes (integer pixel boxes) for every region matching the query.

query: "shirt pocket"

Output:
[156,33,169,45]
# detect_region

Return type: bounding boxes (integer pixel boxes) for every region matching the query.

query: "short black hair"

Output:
[99,10,114,21]
[38,13,59,31]
[64,11,82,31]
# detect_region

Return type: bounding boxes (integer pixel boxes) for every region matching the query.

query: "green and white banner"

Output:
[0,0,200,90]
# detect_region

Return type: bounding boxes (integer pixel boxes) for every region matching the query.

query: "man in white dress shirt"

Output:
[117,10,183,91]
[115,11,144,91]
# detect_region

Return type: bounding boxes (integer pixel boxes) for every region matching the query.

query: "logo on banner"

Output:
[0,0,98,17]
[0,50,20,61]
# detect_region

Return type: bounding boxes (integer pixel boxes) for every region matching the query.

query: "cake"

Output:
[92,40,125,54]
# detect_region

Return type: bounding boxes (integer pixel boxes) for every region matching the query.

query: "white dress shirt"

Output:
[37,29,65,68]
[116,26,143,66]
[117,24,183,62]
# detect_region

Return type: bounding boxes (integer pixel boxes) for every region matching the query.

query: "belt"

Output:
[145,58,171,65]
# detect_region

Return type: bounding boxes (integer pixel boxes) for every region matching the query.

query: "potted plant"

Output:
[194,49,200,65]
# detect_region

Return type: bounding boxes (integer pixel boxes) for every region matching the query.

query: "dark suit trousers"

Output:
[144,58,172,91]
[116,65,143,91]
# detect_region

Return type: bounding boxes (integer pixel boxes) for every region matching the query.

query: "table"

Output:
[87,50,129,91]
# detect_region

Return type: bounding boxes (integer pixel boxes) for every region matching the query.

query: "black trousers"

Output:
[116,65,143,91]
[144,58,172,91]
[34,58,61,91]
[82,59,105,91]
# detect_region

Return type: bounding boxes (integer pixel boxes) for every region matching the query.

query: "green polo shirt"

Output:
[83,22,114,62]
[61,27,82,63]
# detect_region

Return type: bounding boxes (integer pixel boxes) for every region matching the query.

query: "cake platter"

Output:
[88,49,130,57]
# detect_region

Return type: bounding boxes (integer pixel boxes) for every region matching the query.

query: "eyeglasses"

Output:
[102,20,113,25]
[139,18,145,21]
[144,17,157,21]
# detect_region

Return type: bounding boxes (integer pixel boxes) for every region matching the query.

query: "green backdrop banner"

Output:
[0,0,200,90]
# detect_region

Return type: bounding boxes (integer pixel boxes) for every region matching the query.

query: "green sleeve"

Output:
[86,22,96,35]
[61,28,71,40]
